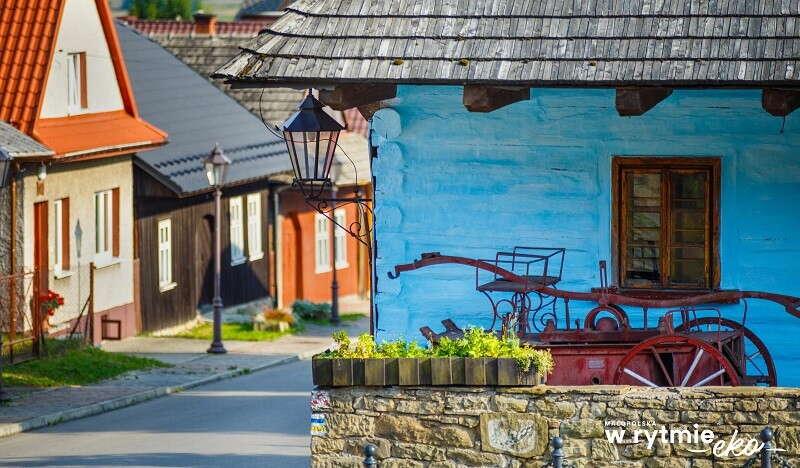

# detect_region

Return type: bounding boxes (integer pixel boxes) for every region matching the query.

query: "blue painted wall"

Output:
[371,85,800,386]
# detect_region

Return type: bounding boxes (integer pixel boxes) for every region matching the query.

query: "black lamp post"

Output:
[204,143,230,354]
[0,149,10,400]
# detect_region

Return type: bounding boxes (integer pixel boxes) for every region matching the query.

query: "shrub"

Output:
[321,329,554,375]
[292,300,331,321]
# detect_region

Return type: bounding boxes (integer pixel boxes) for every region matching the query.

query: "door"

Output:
[195,214,214,307]
[281,214,303,307]
[33,201,49,294]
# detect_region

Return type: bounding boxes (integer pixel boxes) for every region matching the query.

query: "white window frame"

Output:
[53,199,65,274]
[314,213,331,273]
[157,219,175,292]
[94,190,113,261]
[333,209,348,269]
[67,52,83,114]
[229,196,246,266]
[246,194,263,261]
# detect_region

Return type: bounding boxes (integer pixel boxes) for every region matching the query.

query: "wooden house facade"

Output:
[216,0,800,385]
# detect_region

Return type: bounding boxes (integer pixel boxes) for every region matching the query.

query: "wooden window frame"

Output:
[229,196,246,266]
[315,213,331,273]
[157,218,175,292]
[53,198,70,273]
[246,193,264,261]
[333,208,348,269]
[611,157,721,291]
[94,188,119,264]
[67,52,87,113]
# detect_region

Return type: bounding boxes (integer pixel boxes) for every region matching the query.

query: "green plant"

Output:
[318,329,554,375]
[292,300,331,321]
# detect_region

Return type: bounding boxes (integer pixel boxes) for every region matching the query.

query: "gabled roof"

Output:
[0,121,54,158]
[0,0,166,159]
[116,21,291,196]
[0,0,63,135]
[215,0,800,87]
[121,18,270,36]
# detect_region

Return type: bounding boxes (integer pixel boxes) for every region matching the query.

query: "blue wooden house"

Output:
[216,1,800,385]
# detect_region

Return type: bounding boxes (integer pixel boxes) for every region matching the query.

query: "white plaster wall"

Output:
[40,0,124,118]
[22,158,135,327]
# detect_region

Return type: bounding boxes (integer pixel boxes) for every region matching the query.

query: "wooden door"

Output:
[281,214,303,307]
[195,214,214,307]
[33,201,49,294]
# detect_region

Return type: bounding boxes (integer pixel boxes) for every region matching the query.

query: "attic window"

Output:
[67,52,87,113]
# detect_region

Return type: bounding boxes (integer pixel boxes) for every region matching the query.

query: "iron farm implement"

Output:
[388,249,800,387]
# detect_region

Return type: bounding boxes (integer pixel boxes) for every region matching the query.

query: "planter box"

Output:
[312,356,545,387]
[363,358,399,386]
[497,359,546,386]
[397,357,431,386]
[465,357,499,386]
[430,357,466,385]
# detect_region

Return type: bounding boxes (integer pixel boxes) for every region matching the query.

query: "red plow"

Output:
[389,249,800,387]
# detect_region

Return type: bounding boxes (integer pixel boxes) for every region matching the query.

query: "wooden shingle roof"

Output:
[215,0,800,87]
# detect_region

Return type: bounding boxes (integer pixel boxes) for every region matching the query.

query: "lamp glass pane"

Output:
[204,161,215,186]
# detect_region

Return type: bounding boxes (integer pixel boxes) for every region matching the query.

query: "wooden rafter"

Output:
[615,87,673,116]
[318,84,397,110]
[762,89,800,116]
[463,85,530,112]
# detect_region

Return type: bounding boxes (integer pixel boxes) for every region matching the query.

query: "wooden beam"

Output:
[357,102,384,120]
[318,84,397,110]
[463,85,530,112]
[615,87,673,116]
[762,89,800,116]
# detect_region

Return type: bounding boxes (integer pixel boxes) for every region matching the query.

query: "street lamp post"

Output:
[204,143,230,354]
[329,162,341,325]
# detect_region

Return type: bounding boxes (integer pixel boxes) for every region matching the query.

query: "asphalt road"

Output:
[0,359,312,467]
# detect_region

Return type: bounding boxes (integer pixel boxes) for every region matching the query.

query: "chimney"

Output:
[193,12,217,35]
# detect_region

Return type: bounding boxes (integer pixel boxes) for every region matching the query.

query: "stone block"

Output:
[493,395,529,412]
[591,438,619,460]
[391,442,446,461]
[446,448,506,467]
[327,414,375,437]
[559,419,605,438]
[479,412,549,458]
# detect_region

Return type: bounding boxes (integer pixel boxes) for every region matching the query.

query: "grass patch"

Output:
[174,322,301,342]
[3,346,169,387]
[301,313,365,326]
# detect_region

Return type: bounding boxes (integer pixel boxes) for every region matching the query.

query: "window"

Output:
[315,213,330,273]
[229,196,246,265]
[157,219,174,291]
[53,198,70,273]
[246,194,263,261]
[67,52,87,113]
[94,189,116,260]
[614,158,719,290]
[334,209,348,268]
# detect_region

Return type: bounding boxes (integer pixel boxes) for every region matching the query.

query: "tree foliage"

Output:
[128,0,203,20]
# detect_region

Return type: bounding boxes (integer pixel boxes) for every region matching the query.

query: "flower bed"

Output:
[312,329,553,387]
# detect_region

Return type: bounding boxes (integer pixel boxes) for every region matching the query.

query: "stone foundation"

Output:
[311,385,800,467]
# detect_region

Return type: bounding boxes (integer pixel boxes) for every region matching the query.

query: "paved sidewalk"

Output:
[0,316,367,438]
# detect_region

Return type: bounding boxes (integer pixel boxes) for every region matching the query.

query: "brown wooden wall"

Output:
[134,166,274,332]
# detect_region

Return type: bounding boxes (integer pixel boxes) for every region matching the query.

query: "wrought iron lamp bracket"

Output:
[293,179,374,248]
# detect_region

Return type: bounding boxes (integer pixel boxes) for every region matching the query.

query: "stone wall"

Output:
[0,179,23,276]
[311,385,800,467]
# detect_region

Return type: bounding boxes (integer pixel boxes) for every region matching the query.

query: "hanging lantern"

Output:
[282,92,344,198]
[204,143,231,188]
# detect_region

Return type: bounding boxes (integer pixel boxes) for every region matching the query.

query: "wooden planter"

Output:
[313,356,545,387]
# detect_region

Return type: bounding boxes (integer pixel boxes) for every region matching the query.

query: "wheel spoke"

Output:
[623,367,660,387]
[650,347,674,386]
[680,348,704,386]
[692,368,726,387]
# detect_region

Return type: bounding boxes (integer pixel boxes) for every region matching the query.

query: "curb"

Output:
[0,347,325,439]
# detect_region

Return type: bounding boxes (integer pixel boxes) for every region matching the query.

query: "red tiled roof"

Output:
[0,0,166,158]
[121,18,271,36]
[0,0,64,135]
[34,111,166,159]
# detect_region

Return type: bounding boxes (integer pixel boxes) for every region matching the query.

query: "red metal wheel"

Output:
[613,334,741,387]
[676,317,777,386]
[584,305,629,331]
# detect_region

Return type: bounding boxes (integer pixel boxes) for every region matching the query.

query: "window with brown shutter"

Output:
[612,157,720,290]
[112,187,120,258]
